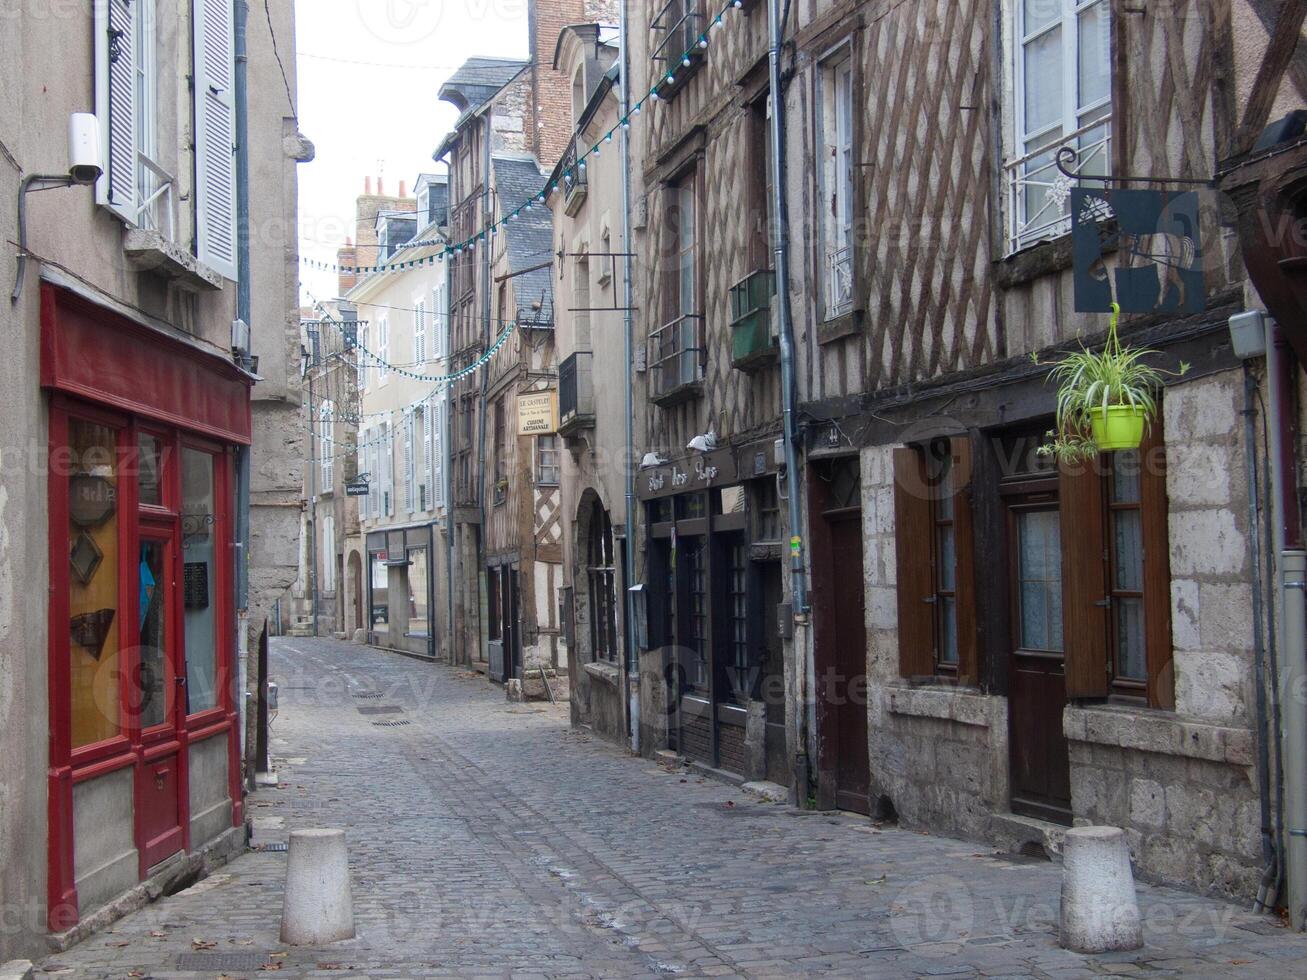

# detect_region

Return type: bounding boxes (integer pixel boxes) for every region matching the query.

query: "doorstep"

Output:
[988,810,1069,860]
[47,824,247,953]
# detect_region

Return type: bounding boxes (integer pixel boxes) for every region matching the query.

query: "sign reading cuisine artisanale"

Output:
[517,390,558,435]
[1071,188,1204,315]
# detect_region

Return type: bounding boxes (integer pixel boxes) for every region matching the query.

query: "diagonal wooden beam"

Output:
[1233,0,1307,156]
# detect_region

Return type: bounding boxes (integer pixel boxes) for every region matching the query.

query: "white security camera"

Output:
[68,113,102,185]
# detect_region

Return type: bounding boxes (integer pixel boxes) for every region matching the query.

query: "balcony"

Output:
[649,314,704,406]
[558,351,595,437]
[1003,117,1112,254]
[651,0,704,99]
[729,269,777,372]
[562,138,588,216]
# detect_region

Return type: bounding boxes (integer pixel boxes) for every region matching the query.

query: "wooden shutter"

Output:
[1060,459,1110,698]
[95,0,136,221]
[423,404,434,509]
[950,436,979,686]
[1139,416,1174,709]
[384,422,395,516]
[894,447,935,677]
[194,0,238,279]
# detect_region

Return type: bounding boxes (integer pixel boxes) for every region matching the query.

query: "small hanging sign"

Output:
[1071,188,1204,315]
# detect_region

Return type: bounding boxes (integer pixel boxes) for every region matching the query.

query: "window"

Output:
[587,502,619,663]
[321,513,335,593]
[819,54,855,319]
[893,438,978,682]
[683,539,709,693]
[403,410,414,513]
[377,315,390,383]
[432,283,447,360]
[536,434,560,486]
[723,538,749,702]
[413,300,427,364]
[1060,428,1172,706]
[651,170,704,398]
[493,400,507,504]
[1007,0,1112,250]
[651,0,704,96]
[319,400,333,491]
[748,95,775,272]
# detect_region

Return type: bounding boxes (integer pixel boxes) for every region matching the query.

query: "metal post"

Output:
[308,370,319,638]
[767,0,811,792]
[618,0,639,752]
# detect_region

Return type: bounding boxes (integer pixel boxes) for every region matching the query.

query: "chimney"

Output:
[399,180,407,198]
[378,176,385,196]
[364,176,372,194]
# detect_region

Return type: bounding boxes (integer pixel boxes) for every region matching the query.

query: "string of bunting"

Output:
[300,0,745,279]
[312,318,517,426]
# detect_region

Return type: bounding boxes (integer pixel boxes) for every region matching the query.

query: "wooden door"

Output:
[827,513,870,814]
[135,531,185,868]
[1006,502,1072,824]
[758,560,788,785]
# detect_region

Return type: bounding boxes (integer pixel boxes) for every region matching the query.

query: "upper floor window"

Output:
[651,0,704,97]
[358,322,370,390]
[650,169,704,401]
[1006,0,1112,252]
[377,315,390,383]
[818,53,855,320]
[536,434,560,486]
[413,299,427,364]
[319,400,333,491]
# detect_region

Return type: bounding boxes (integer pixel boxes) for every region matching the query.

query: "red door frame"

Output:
[46,405,242,930]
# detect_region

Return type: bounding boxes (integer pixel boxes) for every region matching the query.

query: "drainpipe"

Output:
[475,107,493,669]
[618,0,639,753]
[767,0,811,794]
[233,0,253,786]
[446,250,456,664]
[1267,319,1306,928]
[1245,363,1277,912]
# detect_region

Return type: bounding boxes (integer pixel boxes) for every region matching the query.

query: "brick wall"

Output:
[529,0,588,168]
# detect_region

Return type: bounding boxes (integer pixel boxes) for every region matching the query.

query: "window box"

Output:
[558,351,595,436]
[651,0,705,100]
[729,269,778,371]
[649,314,704,406]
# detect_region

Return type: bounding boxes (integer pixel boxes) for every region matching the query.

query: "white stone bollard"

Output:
[280,829,355,945]
[1059,825,1144,953]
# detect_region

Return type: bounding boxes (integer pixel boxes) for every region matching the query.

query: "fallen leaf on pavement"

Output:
[149,930,167,938]
[260,963,283,972]
[191,938,217,950]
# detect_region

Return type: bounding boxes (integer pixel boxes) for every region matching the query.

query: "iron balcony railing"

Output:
[651,0,702,86]
[1004,117,1112,253]
[562,136,588,212]
[649,313,704,401]
[824,244,853,319]
[137,152,175,240]
[559,350,595,432]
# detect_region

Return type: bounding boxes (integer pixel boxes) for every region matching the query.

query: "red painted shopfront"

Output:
[41,283,250,929]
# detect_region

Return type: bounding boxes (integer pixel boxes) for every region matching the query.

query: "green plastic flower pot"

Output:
[1090,404,1147,452]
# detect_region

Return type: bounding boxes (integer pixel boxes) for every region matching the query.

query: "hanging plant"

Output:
[1037,304,1188,463]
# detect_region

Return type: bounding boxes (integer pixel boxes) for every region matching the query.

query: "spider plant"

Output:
[1037,304,1187,463]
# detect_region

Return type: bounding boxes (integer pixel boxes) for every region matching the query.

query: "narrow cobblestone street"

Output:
[36,637,1307,978]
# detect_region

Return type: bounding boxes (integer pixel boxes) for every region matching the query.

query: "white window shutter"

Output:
[424,403,434,509]
[194,0,238,280]
[95,0,137,221]
[414,303,426,364]
[403,411,414,513]
[384,422,394,516]
[369,431,379,519]
[434,399,446,508]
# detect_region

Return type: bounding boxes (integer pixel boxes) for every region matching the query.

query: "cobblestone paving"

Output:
[38,637,1307,978]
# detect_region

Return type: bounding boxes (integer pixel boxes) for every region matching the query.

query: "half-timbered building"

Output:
[785,0,1307,901]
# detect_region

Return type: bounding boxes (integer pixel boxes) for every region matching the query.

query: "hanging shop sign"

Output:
[344,475,371,497]
[518,390,558,435]
[639,448,739,500]
[1071,188,1204,315]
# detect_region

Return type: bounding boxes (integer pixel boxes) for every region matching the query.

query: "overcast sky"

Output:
[294,0,531,304]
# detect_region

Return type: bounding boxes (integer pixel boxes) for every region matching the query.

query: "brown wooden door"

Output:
[827,512,870,814]
[1006,502,1072,824]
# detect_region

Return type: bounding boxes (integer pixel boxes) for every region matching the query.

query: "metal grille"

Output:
[356,705,403,715]
[372,719,412,727]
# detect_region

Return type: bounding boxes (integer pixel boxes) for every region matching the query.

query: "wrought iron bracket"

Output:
[1055,146,1216,188]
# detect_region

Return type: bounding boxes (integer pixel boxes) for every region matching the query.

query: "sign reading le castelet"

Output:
[518,390,558,435]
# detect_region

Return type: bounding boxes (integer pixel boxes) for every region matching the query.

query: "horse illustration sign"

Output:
[1072,188,1204,315]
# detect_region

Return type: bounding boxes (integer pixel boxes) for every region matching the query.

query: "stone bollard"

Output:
[280,829,355,945]
[1059,826,1143,953]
